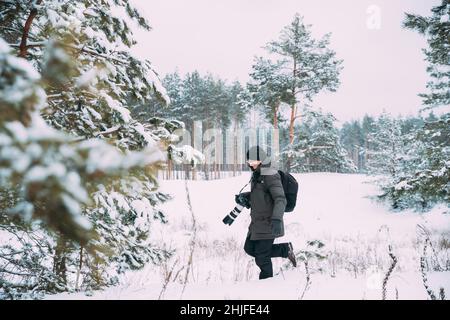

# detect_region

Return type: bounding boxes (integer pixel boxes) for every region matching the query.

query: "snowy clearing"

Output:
[46,173,450,300]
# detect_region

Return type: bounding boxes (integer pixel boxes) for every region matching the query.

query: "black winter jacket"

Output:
[247,165,287,240]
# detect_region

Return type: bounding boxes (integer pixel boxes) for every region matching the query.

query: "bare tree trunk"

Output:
[382,245,397,300]
[214,162,218,179]
[19,0,42,58]
[203,119,210,181]
[289,104,297,144]
[287,59,299,172]
[181,180,197,298]
[273,102,280,169]
[299,258,311,300]
[273,103,279,129]
[290,59,298,145]
[233,137,237,177]
[75,246,83,291]
[53,235,68,288]
[167,159,172,180]
[287,104,297,171]
[233,117,238,177]
[192,120,196,180]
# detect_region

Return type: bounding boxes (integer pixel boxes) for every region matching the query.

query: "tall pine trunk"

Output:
[273,102,280,170]
[287,103,298,172]
[75,246,83,291]
[192,120,196,180]
[53,235,68,289]
[287,59,298,172]
[273,103,279,129]
[233,118,237,177]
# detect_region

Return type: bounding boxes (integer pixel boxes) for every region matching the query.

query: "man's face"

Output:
[247,160,261,170]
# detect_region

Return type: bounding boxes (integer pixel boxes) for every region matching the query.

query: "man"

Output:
[244,145,297,280]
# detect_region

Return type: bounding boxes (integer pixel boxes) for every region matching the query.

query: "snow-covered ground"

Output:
[46,173,450,300]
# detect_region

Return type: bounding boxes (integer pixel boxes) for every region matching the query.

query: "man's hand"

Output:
[271,219,283,237]
[235,192,251,209]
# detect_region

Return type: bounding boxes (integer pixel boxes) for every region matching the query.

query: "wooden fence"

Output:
[158,162,249,180]
[158,161,344,180]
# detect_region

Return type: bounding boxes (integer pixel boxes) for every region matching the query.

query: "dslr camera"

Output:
[222,192,251,226]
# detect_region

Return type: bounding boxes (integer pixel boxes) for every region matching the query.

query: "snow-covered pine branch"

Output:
[1,0,177,297]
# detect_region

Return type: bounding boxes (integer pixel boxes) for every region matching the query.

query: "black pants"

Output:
[244,236,289,279]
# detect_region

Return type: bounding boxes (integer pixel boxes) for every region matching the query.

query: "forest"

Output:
[0,0,448,300]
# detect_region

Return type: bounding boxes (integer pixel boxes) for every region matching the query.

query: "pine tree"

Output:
[366,111,406,178]
[365,111,410,208]
[361,115,376,171]
[156,71,245,172]
[252,14,343,170]
[375,0,450,210]
[284,107,356,173]
[229,81,248,125]
[248,57,293,129]
[183,71,204,123]
[0,1,176,297]
[399,115,424,135]
[132,71,183,121]
[384,113,449,210]
[340,120,365,171]
[403,0,450,108]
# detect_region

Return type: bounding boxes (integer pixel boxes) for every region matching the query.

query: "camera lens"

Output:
[223,204,244,225]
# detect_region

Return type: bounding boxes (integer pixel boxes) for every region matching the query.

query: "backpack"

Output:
[277,170,299,212]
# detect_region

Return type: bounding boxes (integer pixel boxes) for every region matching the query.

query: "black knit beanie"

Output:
[246,145,270,165]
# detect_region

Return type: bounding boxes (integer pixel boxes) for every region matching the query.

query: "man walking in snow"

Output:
[244,145,297,279]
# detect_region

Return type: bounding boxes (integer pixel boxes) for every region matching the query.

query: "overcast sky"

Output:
[129,0,444,124]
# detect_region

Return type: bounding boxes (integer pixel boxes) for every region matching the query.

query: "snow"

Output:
[0,133,12,145]
[78,138,165,176]
[83,26,96,40]
[0,38,10,52]
[4,121,28,143]
[395,180,412,191]
[110,191,131,212]
[99,91,131,123]
[131,198,153,228]
[143,66,171,105]
[27,114,67,141]
[133,123,157,146]
[7,202,34,222]
[46,270,449,300]
[172,145,205,167]
[64,171,88,202]
[46,173,450,300]
[24,163,66,183]
[76,68,100,88]
[86,106,102,121]
[0,41,46,108]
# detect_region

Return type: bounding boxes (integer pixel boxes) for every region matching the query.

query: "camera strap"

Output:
[238,177,252,194]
